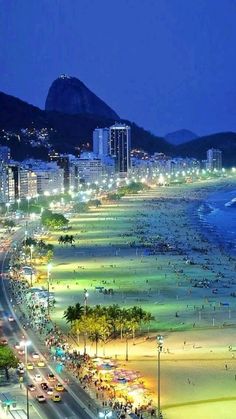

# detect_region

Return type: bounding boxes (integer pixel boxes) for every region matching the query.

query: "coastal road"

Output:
[0,243,97,419]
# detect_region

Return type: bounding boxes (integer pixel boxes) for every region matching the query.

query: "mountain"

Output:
[165,129,198,145]
[1,88,235,166]
[45,75,119,120]
[0,91,172,159]
[176,132,236,166]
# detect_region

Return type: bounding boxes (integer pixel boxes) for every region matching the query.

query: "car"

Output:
[8,316,14,322]
[32,352,40,359]
[26,363,34,370]
[52,394,61,402]
[47,373,55,382]
[55,383,64,392]
[36,395,46,403]
[40,383,48,391]
[37,360,45,367]
[34,374,42,382]
[0,338,8,345]
[46,387,53,395]
[28,384,36,392]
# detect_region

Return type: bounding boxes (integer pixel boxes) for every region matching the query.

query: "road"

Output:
[0,234,98,419]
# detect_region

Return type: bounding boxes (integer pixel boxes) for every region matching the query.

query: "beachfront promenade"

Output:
[39,180,236,418]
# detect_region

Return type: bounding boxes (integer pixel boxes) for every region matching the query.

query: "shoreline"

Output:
[35,178,236,418]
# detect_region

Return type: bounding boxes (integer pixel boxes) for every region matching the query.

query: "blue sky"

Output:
[1,0,236,136]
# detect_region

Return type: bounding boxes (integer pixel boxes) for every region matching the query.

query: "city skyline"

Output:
[1,0,236,137]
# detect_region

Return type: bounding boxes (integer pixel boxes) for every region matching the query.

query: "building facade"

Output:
[109,123,131,175]
[93,128,109,157]
[207,148,222,171]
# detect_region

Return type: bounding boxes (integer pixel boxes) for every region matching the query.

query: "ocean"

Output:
[198,186,236,253]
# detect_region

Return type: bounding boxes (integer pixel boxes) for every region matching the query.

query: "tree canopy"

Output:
[64,303,154,356]
[0,345,18,380]
[41,209,69,230]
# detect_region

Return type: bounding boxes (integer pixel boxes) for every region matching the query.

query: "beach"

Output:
[39,177,236,418]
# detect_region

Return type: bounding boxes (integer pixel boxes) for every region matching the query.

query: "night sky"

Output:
[1,0,236,136]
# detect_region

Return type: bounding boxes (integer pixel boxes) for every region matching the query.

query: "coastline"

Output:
[195,179,236,255]
[36,178,236,418]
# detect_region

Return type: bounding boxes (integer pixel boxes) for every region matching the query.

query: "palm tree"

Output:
[65,303,84,345]
[63,305,77,324]
[88,314,112,357]
[143,312,155,338]
[25,237,37,247]
[128,306,147,341]
[107,304,121,335]
[58,236,64,245]
[122,319,133,362]
[74,303,84,320]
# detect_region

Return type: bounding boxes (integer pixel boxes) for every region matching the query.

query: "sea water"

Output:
[198,186,236,252]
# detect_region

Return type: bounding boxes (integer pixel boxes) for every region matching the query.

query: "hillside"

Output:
[0,91,172,159]
[165,129,198,145]
[176,132,236,167]
[1,90,236,166]
[45,75,119,120]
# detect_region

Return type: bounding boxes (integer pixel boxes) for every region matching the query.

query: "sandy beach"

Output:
[39,177,236,418]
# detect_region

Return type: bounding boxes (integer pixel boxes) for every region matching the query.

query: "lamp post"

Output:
[157,335,164,419]
[84,289,89,314]
[20,340,31,419]
[47,263,52,316]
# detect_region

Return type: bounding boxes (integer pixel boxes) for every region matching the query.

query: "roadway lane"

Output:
[0,242,97,419]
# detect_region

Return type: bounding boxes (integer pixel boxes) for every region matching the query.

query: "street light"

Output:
[84,289,89,313]
[47,263,52,316]
[157,335,164,419]
[20,340,31,419]
[99,410,112,418]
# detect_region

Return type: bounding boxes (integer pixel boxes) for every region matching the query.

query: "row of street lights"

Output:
[19,224,164,418]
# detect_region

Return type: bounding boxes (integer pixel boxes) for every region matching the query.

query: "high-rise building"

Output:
[19,168,37,198]
[8,163,20,200]
[0,146,10,163]
[207,148,222,171]
[93,128,109,157]
[22,160,64,195]
[50,153,70,191]
[109,123,131,174]
[0,161,8,203]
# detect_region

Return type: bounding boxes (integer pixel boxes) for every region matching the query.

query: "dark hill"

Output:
[0,91,49,128]
[165,129,198,145]
[1,90,235,166]
[176,132,236,166]
[45,75,119,120]
[0,91,172,159]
